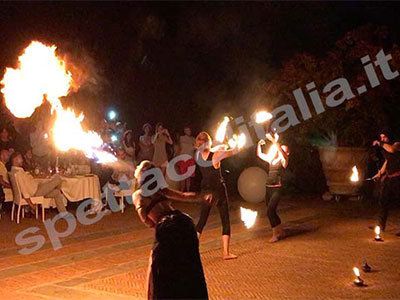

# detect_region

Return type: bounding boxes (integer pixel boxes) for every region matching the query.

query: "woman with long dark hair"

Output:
[122,130,136,164]
[133,160,212,299]
[257,132,290,243]
[195,131,240,260]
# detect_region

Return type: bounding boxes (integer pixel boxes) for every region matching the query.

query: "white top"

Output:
[10,166,38,198]
[0,161,9,184]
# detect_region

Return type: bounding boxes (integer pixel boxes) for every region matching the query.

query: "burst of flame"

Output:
[255,111,273,124]
[375,226,381,238]
[1,41,72,118]
[353,267,360,278]
[228,135,237,149]
[240,207,257,229]
[265,133,283,166]
[350,166,359,182]
[1,41,116,163]
[227,133,246,150]
[237,133,246,149]
[216,116,230,143]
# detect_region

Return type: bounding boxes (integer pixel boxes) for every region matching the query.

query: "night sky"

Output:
[1,2,400,136]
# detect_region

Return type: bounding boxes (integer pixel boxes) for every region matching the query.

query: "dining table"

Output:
[34,173,102,212]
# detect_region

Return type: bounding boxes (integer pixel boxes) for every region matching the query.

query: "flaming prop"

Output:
[265,133,283,166]
[350,166,359,182]
[215,116,230,143]
[227,133,246,150]
[1,41,116,163]
[353,267,365,286]
[240,207,257,229]
[255,110,273,124]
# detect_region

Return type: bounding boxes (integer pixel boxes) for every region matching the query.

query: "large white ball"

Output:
[238,167,268,203]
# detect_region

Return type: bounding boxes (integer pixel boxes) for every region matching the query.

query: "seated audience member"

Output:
[0,149,11,189]
[9,152,68,215]
[23,148,36,172]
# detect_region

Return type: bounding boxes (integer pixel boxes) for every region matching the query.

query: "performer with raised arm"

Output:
[195,131,240,260]
[133,160,212,299]
[257,131,290,243]
[372,132,400,236]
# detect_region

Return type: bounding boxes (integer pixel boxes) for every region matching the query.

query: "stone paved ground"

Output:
[0,195,399,300]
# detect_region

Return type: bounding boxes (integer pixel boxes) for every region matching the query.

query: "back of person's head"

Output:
[135,160,158,190]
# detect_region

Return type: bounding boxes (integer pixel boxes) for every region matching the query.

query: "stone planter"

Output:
[318,146,368,200]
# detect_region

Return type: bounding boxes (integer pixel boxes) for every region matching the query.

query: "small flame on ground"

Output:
[255,111,273,124]
[353,267,360,278]
[216,116,230,143]
[350,166,359,182]
[240,207,257,229]
[375,226,381,237]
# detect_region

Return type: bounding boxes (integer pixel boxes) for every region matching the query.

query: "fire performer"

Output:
[195,131,240,260]
[372,132,400,235]
[133,160,212,299]
[257,131,290,243]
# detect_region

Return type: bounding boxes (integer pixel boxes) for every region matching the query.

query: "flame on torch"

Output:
[240,207,257,229]
[255,111,273,124]
[265,133,283,166]
[1,41,116,163]
[215,116,230,143]
[353,267,360,278]
[375,226,381,239]
[227,133,246,150]
[350,166,359,182]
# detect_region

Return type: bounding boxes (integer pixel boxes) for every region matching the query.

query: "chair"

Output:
[109,179,136,213]
[8,171,54,223]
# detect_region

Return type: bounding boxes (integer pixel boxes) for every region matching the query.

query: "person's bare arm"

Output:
[212,149,237,168]
[373,160,387,180]
[257,140,269,163]
[382,142,400,153]
[165,131,173,145]
[0,176,10,188]
[161,188,202,203]
[151,133,159,144]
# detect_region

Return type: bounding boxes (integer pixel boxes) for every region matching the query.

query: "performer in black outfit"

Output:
[133,160,212,299]
[372,133,400,236]
[195,131,240,260]
[257,132,290,243]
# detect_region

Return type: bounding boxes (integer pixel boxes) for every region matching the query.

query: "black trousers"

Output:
[378,176,400,230]
[266,186,282,228]
[196,185,231,236]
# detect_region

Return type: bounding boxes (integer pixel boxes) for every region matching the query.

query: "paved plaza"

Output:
[0,195,399,300]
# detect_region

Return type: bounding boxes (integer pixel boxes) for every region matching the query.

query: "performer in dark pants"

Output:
[133,160,213,300]
[257,132,290,243]
[372,133,400,236]
[195,131,240,260]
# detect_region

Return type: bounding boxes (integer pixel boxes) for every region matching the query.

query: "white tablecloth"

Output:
[36,175,101,204]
